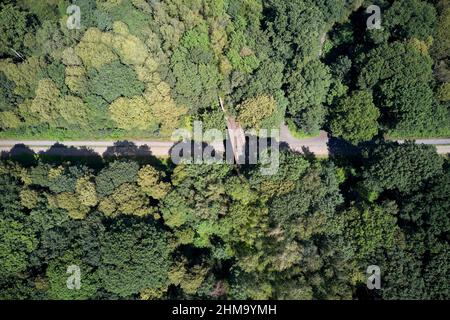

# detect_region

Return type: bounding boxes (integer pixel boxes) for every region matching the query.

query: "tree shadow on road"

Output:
[0,141,167,170]
[39,143,103,169]
[168,140,222,166]
[1,144,37,167]
[327,136,361,166]
[103,140,165,169]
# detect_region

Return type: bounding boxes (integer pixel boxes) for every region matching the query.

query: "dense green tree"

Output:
[137,165,170,200]
[357,42,440,136]
[341,201,399,260]
[0,0,449,301]
[46,249,100,300]
[0,4,29,57]
[399,170,450,243]
[87,61,144,103]
[286,60,331,133]
[264,0,326,64]
[95,160,139,197]
[98,219,172,297]
[170,24,223,113]
[384,0,437,40]
[432,1,450,60]
[329,90,380,144]
[108,96,158,131]
[236,95,277,130]
[0,218,37,279]
[361,142,444,195]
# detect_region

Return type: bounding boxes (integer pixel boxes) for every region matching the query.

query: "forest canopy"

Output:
[1,140,449,299]
[0,0,449,301]
[0,0,448,140]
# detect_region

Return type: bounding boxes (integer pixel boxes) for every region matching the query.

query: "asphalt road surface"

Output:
[1,125,449,157]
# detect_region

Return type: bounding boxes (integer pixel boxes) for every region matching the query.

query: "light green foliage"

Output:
[48,192,89,220]
[438,83,450,101]
[236,95,276,130]
[99,183,151,218]
[110,21,149,66]
[29,78,61,126]
[169,260,208,295]
[62,48,88,96]
[75,28,118,70]
[0,57,44,99]
[0,218,37,279]
[137,165,170,200]
[27,79,90,129]
[0,111,21,130]
[109,96,157,131]
[432,3,450,60]
[20,188,39,209]
[75,177,98,207]
[58,96,90,126]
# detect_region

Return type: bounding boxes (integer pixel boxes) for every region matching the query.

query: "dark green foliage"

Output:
[0,217,36,278]
[0,3,29,57]
[99,218,171,297]
[264,0,326,63]
[384,0,437,40]
[0,0,449,301]
[170,24,222,113]
[1,142,449,299]
[46,248,100,300]
[87,61,144,104]
[0,72,18,111]
[0,0,447,141]
[329,90,380,144]
[46,60,67,93]
[381,244,427,299]
[18,0,59,22]
[95,160,139,197]
[286,60,331,133]
[361,142,444,194]
[357,42,441,135]
[269,163,343,239]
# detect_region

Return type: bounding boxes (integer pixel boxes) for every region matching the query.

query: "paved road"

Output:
[1,125,449,157]
[280,124,329,155]
[0,140,175,157]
